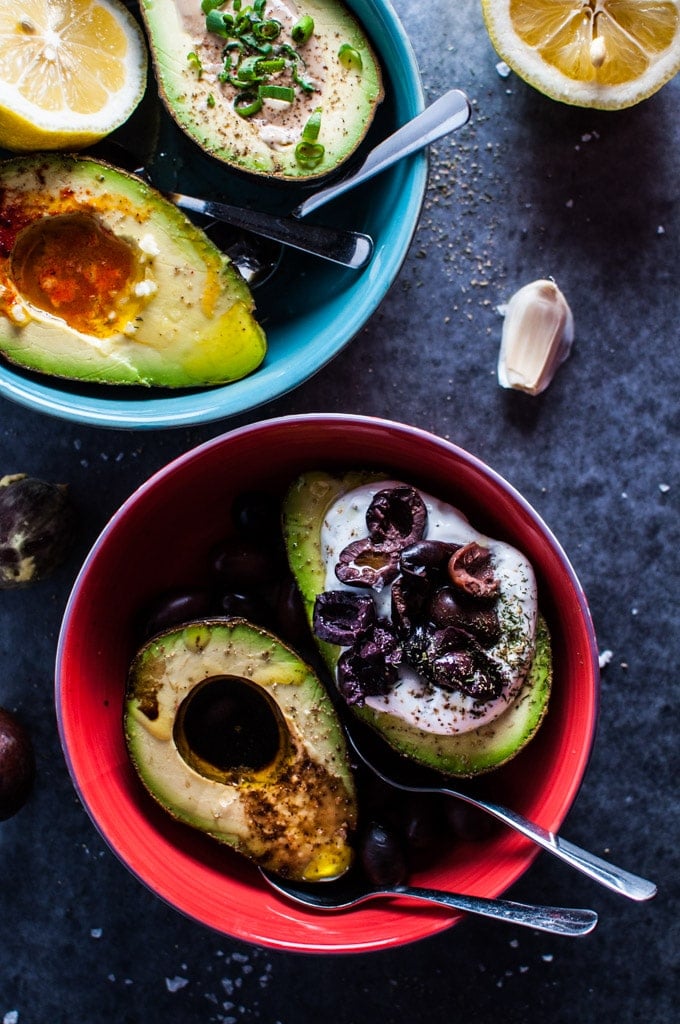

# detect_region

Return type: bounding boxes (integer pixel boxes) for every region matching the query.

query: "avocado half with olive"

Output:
[0,154,266,388]
[283,470,553,777]
[124,617,357,881]
[139,0,384,180]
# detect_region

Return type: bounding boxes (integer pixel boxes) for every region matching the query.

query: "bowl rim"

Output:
[0,0,427,430]
[55,413,601,954]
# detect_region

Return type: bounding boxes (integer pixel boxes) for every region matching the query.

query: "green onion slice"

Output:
[259,84,295,102]
[291,15,314,46]
[295,141,325,168]
[234,90,263,117]
[338,43,363,71]
[302,107,322,141]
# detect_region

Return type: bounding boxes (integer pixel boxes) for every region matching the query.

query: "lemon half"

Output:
[481,0,680,109]
[0,0,148,151]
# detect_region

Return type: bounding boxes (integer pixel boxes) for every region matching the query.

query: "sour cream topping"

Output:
[321,481,538,736]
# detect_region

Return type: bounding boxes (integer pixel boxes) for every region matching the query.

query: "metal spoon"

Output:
[166,88,471,269]
[344,719,657,902]
[260,869,598,936]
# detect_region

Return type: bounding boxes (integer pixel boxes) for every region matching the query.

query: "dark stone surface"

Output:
[0,2,677,1022]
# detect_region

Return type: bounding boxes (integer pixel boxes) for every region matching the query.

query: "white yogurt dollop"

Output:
[321,481,538,736]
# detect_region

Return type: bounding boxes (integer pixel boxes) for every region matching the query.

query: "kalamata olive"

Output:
[390,577,427,636]
[218,590,272,626]
[0,707,35,820]
[313,590,376,644]
[445,801,498,842]
[231,491,281,539]
[359,821,408,887]
[209,536,281,589]
[0,473,77,588]
[334,538,399,590]
[429,587,501,645]
[448,542,500,600]
[365,486,427,551]
[141,587,215,639]
[399,540,459,582]
[274,577,311,647]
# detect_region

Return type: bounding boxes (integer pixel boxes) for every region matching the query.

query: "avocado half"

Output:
[282,470,553,777]
[0,154,266,388]
[124,618,357,881]
[140,0,384,180]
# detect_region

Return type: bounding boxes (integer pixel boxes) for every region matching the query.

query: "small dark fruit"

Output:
[0,707,35,820]
[0,473,77,588]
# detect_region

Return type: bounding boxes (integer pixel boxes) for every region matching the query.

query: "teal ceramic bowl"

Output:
[0,0,426,429]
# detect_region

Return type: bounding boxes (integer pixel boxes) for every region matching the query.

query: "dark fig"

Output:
[0,707,35,820]
[0,474,77,588]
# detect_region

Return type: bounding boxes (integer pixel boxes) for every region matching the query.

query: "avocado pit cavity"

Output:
[10,212,150,336]
[175,674,283,779]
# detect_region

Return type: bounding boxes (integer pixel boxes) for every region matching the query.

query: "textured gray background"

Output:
[1,1,677,1021]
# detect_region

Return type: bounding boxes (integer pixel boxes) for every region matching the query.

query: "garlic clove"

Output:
[497,279,574,396]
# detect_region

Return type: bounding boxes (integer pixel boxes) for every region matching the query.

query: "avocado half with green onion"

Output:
[0,154,266,388]
[139,0,384,180]
[282,470,553,777]
[124,618,357,881]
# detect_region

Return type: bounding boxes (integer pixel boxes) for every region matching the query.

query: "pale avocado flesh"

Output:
[124,618,357,881]
[282,470,553,778]
[140,0,384,181]
[0,154,266,388]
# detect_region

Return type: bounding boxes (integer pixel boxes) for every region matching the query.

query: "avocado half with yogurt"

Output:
[0,154,266,388]
[139,0,384,180]
[124,617,357,881]
[283,470,552,777]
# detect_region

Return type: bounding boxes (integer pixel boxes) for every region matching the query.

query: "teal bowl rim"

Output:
[0,0,427,430]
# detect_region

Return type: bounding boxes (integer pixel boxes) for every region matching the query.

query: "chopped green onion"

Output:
[201,0,224,13]
[338,43,362,71]
[302,107,322,141]
[259,84,294,102]
[254,0,266,14]
[253,19,281,42]
[256,57,286,74]
[291,15,314,46]
[234,90,263,117]
[295,141,325,168]
[207,92,216,107]
[206,9,229,36]
[187,51,203,77]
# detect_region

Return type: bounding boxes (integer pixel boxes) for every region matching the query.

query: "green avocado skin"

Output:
[0,154,266,388]
[124,618,357,881]
[282,470,553,778]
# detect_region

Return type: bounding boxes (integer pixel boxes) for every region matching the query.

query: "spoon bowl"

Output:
[260,868,598,936]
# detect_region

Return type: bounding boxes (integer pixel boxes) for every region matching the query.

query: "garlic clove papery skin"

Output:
[497,279,574,396]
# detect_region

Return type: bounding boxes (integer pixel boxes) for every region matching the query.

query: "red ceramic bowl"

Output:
[56,414,599,953]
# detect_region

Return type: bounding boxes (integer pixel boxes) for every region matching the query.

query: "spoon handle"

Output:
[295,88,471,218]
[170,192,373,269]
[446,792,657,902]
[390,885,597,936]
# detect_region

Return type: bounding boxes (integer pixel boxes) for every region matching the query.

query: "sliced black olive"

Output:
[313,590,376,645]
[334,538,399,590]
[336,646,397,706]
[448,542,500,600]
[365,486,427,551]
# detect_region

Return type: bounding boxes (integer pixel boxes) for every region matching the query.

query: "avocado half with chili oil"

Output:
[139,0,384,180]
[124,618,357,881]
[282,470,553,778]
[0,154,266,388]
